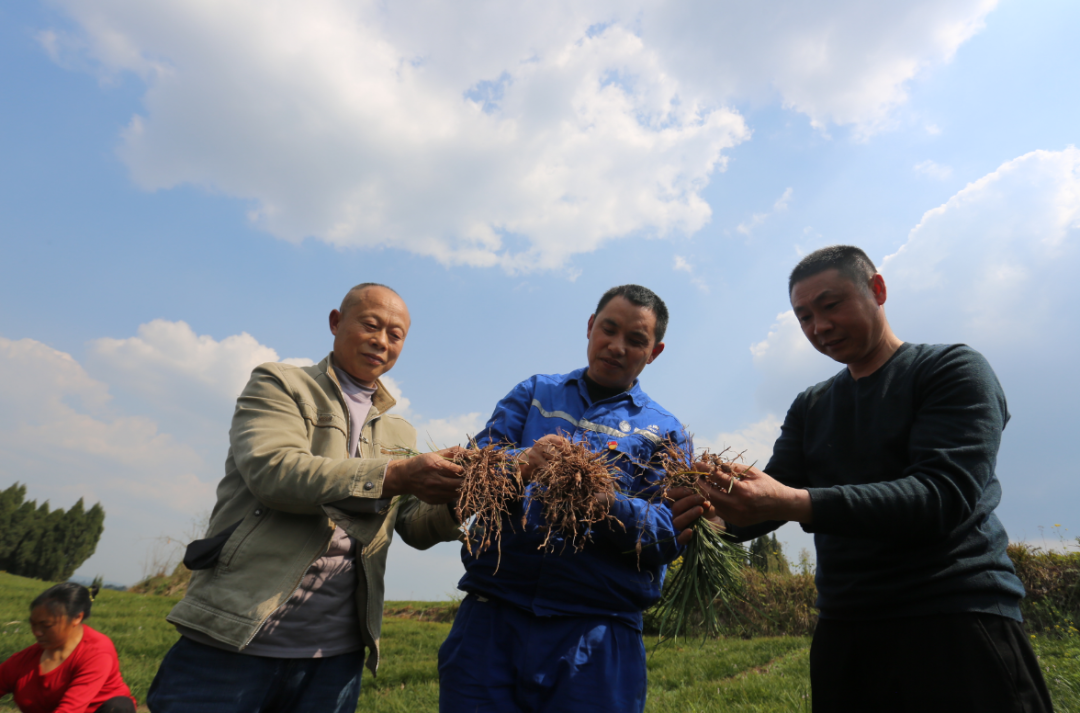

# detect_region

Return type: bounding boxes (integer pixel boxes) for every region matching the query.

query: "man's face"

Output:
[329,287,410,386]
[586,296,665,391]
[790,268,885,366]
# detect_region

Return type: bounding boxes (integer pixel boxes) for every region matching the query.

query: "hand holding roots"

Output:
[452,443,523,559]
[660,445,751,495]
[530,439,623,553]
[649,443,750,641]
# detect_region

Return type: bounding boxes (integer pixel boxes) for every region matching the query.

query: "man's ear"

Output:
[647,341,665,364]
[586,313,596,338]
[869,274,887,306]
[329,309,342,336]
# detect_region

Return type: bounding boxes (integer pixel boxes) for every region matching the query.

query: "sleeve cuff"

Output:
[351,459,391,499]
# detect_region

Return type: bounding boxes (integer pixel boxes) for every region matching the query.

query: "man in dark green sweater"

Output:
[688,246,1052,712]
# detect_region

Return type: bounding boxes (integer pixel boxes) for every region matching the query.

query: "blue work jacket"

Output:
[457,368,688,629]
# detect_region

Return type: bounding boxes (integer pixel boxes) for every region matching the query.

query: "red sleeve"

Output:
[0,647,37,697]
[0,651,17,696]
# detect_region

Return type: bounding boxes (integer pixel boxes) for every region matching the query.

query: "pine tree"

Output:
[0,483,29,562]
[748,534,792,575]
[749,536,769,572]
[0,483,106,581]
[768,533,791,575]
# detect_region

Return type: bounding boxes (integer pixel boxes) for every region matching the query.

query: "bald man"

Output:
[148,283,465,713]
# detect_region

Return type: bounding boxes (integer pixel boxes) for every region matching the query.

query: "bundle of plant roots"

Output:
[452,443,523,561]
[381,442,522,566]
[649,443,750,641]
[529,439,623,553]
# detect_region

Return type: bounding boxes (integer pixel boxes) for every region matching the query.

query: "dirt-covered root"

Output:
[453,443,523,558]
[657,442,748,496]
[530,439,622,553]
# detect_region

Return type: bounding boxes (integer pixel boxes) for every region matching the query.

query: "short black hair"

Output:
[31,582,93,621]
[339,282,400,316]
[595,285,669,344]
[788,245,877,294]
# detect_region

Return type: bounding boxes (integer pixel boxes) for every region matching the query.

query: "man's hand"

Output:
[383,447,465,504]
[697,462,813,527]
[518,434,569,482]
[668,484,722,545]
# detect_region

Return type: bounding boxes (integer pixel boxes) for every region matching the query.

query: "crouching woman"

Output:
[0,582,136,713]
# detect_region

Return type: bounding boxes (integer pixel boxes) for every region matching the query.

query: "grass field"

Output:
[3,572,1078,711]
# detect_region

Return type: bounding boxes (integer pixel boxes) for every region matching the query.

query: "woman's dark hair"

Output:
[31,582,93,621]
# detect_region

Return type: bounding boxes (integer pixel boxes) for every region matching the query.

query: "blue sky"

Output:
[1,0,1078,598]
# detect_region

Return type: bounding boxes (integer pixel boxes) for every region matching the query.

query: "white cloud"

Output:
[772,187,794,212]
[882,146,1080,345]
[415,413,488,450]
[90,319,312,406]
[914,159,953,180]
[698,415,783,467]
[672,254,709,293]
[377,375,413,418]
[748,311,840,414]
[737,187,793,236]
[0,337,207,502]
[736,213,768,237]
[43,0,992,269]
[638,0,996,135]
[0,335,216,584]
[86,320,313,455]
[43,1,747,272]
[379,374,482,448]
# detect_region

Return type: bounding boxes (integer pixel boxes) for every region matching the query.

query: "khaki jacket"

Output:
[166,353,460,674]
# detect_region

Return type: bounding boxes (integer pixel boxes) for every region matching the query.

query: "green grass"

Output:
[1032,633,1080,712]
[2,572,1077,712]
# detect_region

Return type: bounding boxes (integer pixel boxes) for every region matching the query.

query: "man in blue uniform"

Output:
[438,284,698,713]
[687,246,1052,712]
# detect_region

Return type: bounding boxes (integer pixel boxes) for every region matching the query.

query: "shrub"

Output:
[1008,542,1080,636]
[716,570,818,638]
[128,563,192,597]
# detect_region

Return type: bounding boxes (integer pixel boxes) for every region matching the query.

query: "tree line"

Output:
[0,482,105,581]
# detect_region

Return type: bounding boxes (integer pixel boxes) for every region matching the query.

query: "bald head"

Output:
[330,284,410,385]
[339,282,403,320]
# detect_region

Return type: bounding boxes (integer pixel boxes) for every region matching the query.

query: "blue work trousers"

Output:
[438,594,646,713]
[146,636,363,713]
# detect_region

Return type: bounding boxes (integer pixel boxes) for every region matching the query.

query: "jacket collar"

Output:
[567,367,647,407]
[321,353,398,414]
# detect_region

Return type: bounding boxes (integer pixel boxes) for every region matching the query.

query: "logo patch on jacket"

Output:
[619,420,631,433]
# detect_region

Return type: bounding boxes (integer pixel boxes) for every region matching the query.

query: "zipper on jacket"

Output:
[300,361,384,663]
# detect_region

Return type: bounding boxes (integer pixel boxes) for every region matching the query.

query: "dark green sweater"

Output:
[745,342,1025,621]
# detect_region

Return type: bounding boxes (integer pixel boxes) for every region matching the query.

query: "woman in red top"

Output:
[0,582,136,713]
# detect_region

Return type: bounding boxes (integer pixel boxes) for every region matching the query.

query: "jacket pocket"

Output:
[217,507,273,573]
[298,401,349,456]
[183,519,243,570]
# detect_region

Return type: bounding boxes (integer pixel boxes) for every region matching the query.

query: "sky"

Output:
[1,0,1078,599]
